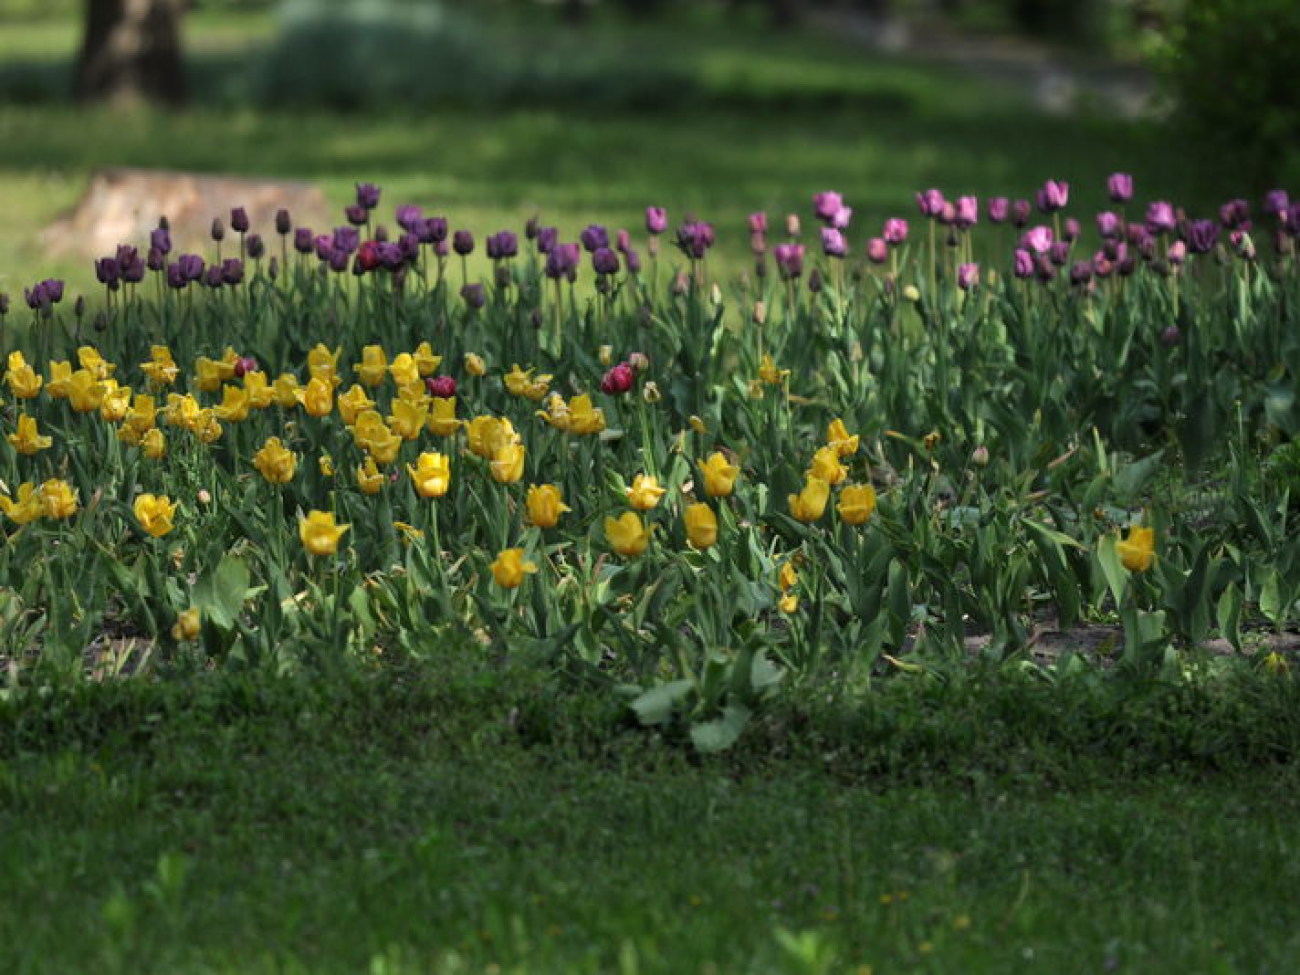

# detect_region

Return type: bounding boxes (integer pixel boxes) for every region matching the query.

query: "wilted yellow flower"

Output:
[1264,651,1291,676]
[808,445,847,486]
[77,345,116,381]
[273,373,301,409]
[427,397,460,437]
[299,510,349,556]
[1117,526,1155,573]
[99,381,132,423]
[922,431,941,453]
[171,607,201,642]
[758,353,789,386]
[837,483,877,526]
[412,342,441,377]
[526,484,569,528]
[408,452,451,498]
[0,481,41,525]
[319,453,335,477]
[299,377,334,417]
[140,345,179,386]
[684,502,718,549]
[605,511,652,557]
[193,409,224,444]
[464,352,487,377]
[354,345,389,387]
[567,394,606,435]
[642,381,662,404]
[393,521,424,544]
[536,393,572,432]
[307,344,342,385]
[779,562,798,592]
[697,452,740,498]
[388,352,420,387]
[214,384,251,422]
[789,475,830,523]
[490,548,538,589]
[140,427,167,460]
[7,415,52,455]
[387,398,428,441]
[626,474,668,511]
[66,369,106,413]
[779,593,799,613]
[39,478,79,520]
[355,456,385,495]
[4,352,42,399]
[253,437,298,484]
[688,415,707,435]
[490,442,526,484]
[827,418,860,457]
[133,493,177,538]
[45,360,73,399]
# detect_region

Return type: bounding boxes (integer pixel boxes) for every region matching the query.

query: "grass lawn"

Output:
[5,666,1300,974]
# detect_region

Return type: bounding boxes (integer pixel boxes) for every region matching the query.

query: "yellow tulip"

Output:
[408,452,452,498]
[526,484,569,528]
[697,452,740,498]
[213,384,251,422]
[837,483,877,526]
[490,548,538,589]
[779,562,798,593]
[124,394,157,436]
[299,510,349,556]
[758,352,789,386]
[307,344,341,384]
[388,352,420,387]
[5,352,42,399]
[789,476,830,523]
[77,345,116,380]
[243,371,275,409]
[355,456,385,495]
[807,445,847,486]
[141,428,167,460]
[566,394,606,435]
[1117,526,1155,572]
[133,493,177,538]
[194,355,233,392]
[536,393,572,432]
[490,443,526,484]
[466,415,518,459]
[684,502,718,549]
[66,369,106,413]
[412,341,441,377]
[273,373,301,409]
[39,479,78,520]
[427,397,461,437]
[299,377,334,417]
[7,415,52,455]
[354,345,388,387]
[319,454,336,478]
[193,410,223,445]
[99,381,132,423]
[463,352,487,377]
[45,360,73,399]
[387,398,428,441]
[140,345,179,386]
[779,593,799,613]
[827,418,860,457]
[605,511,652,557]
[0,482,42,525]
[171,607,201,642]
[164,392,202,430]
[626,474,667,511]
[253,437,298,484]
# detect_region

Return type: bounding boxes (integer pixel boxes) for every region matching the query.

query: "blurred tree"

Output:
[74,0,186,105]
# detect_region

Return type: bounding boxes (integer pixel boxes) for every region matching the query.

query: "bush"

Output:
[1157,0,1300,194]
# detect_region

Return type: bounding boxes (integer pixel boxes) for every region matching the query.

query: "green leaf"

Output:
[1260,570,1284,625]
[1113,450,1164,502]
[1096,535,1128,611]
[629,680,693,727]
[1216,582,1242,651]
[192,554,251,631]
[690,704,752,754]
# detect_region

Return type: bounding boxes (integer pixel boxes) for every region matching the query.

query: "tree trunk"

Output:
[74,0,186,106]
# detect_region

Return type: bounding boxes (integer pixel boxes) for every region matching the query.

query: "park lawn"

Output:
[4,664,1300,975]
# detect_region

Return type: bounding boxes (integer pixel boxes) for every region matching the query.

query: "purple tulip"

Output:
[1037,180,1069,213]
[821,227,847,258]
[1092,252,1113,278]
[592,247,620,276]
[537,226,558,254]
[813,191,844,222]
[204,266,224,288]
[426,375,457,398]
[328,248,350,273]
[210,218,225,242]
[165,264,187,289]
[398,233,420,262]
[246,234,265,260]
[230,207,250,234]
[1097,211,1122,238]
[221,258,245,285]
[675,221,715,260]
[645,206,668,235]
[1048,240,1071,266]
[1069,261,1092,286]
[150,224,172,255]
[524,215,540,240]
[624,248,643,274]
[486,231,518,261]
[333,226,360,253]
[355,182,381,210]
[748,212,768,235]
[294,227,314,254]
[95,258,121,287]
[938,201,957,226]
[452,230,474,256]
[544,242,581,281]
[1013,249,1035,279]
[882,218,909,245]
[275,208,292,235]
[177,254,204,281]
[866,237,888,264]
[395,205,423,232]
[1146,201,1177,234]
[1011,199,1032,227]
[1107,173,1134,203]
[916,188,945,218]
[987,197,1010,224]
[1167,240,1187,265]
[579,224,609,252]
[421,217,448,244]
[1063,218,1080,242]
[1022,226,1054,254]
[460,283,485,309]
[1186,219,1219,254]
[955,196,978,229]
[1263,189,1290,216]
[957,263,979,290]
[615,229,632,254]
[147,247,165,272]
[773,243,806,280]
[345,204,368,227]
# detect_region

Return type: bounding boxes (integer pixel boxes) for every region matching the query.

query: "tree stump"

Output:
[41,168,332,259]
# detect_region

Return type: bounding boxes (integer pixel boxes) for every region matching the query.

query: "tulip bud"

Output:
[970,445,989,467]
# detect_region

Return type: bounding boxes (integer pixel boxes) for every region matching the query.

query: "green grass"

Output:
[4,664,1300,974]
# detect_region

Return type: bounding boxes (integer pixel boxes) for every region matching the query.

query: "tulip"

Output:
[1107,172,1133,203]
[808,445,847,486]
[253,437,298,484]
[141,428,167,460]
[957,263,980,291]
[645,206,668,235]
[986,197,1010,223]
[491,548,538,589]
[827,418,859,457]
[626,474,667,511]
[684,502,718,549]
[427,396,460,436]
[0,482,42,525]
[355,457,385,495]
[299,511,349,556]
[1116,526,1155,572]
[813,191,844,222]
[7,414,52,455]
[789,476,830,522]
[1036,179,1069,212]
[171,608,201,642]
[697,452,740,498]
[837,483,877,526]
[605,511,652,557]
[133,493,177,538]
[821,227,847,258]
[408,452,452,498]
[490,443,526,484]
[39,479,78,520]
[526,484,570,528]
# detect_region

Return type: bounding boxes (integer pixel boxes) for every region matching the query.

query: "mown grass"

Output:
[4,661,1300,974]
